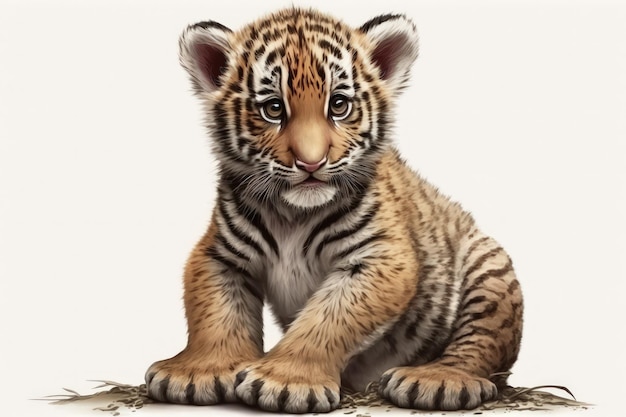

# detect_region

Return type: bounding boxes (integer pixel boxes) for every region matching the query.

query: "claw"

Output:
[234,371,248,388]
[250,379,264,405]
[379,372,393,392]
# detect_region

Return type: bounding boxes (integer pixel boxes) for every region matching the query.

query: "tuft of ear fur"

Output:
[179,21,232,94]
[360,14,419,94]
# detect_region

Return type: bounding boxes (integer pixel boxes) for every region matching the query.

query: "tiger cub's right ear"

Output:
[360,14,419,95]
[179,21,233,94]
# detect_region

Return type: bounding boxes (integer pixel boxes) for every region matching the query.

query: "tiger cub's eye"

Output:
[329,94,352,121]
[260,99,284,124]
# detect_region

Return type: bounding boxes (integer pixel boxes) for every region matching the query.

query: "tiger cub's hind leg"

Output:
[379,236,523,410]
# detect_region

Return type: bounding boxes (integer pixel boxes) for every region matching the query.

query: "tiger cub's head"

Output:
[179,8,418,209]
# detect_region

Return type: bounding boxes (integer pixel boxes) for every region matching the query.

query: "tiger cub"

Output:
[145,7,523,413]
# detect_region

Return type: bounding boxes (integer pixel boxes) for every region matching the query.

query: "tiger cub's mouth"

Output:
[282,177,337,208]
[299,176,326,187]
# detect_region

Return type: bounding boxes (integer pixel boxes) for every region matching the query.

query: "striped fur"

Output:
[145,8,523,413]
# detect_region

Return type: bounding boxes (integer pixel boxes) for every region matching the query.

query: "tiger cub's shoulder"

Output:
[373,148,475,232]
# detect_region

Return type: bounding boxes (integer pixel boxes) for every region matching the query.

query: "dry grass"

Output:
[340,381,589,414]
[44,378,590,415]
[44,381,153,416]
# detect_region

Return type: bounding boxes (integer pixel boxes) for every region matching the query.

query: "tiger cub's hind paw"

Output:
[378,364,497,411]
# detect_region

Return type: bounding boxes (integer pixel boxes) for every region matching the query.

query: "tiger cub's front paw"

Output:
[234,359,340,413]
[378,364,498,411]
[145,353,243,405]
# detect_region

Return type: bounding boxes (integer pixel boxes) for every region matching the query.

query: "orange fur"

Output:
[146,8,523,413]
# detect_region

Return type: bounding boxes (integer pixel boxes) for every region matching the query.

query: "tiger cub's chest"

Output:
[264,221,331,327]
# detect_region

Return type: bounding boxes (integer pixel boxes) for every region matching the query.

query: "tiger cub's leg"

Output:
[235,254,418,413]
[145,221,264,405]
[379,236,523,410]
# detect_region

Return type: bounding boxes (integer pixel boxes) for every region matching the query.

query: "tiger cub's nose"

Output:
[295,156,327,173]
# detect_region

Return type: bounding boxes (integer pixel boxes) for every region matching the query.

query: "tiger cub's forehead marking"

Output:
[237,10,357,104]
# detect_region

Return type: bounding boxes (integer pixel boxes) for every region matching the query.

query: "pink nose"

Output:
[295,156,327,173]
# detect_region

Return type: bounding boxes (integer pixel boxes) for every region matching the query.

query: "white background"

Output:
[1,0,624,416]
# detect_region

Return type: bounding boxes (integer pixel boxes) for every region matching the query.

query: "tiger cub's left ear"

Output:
[360,14,419,94]
[179,21,233,95]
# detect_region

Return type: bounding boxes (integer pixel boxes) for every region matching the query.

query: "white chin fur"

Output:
[282,184,337,208]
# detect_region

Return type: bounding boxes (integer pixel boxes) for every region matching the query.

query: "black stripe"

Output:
[246,68,255,94]
[316,63,326,82]
[416,183,436,217]
[440,352,466,362]
[407,381,419,406]
[272,163,293,173]
[227,82,243,94]
[464,247,503,279]
[434,382,446,410]
[233,97,242,136]
[315,203,379,256]
[256,88,274,96]
[211,105,230,142]
[231,193,279,256]
[333,232,385,260]
[324,387,337,407]
[216,233,251,262]
[463,263,513,304]
[277,386,290,411]
[374,94,389,142]
[507,278,520,294]
[498,316,515,330]
[460,295,487,311]
[190,20,232,33]
[207,247,255,281]
[265,50,277,67]
[451,325,499,344]
[159,375,170,401]
[359,14,404,33]
[447,339,481,349]
[359,131,372,140]
[455,301,499,330]
[245,141,261,158]
[303,194,366,256]
[479,381,491,402]
[210,106,247,163]
[206,247,260,301]
[306,22,328,34]
[251,378,264,405]
[237,66,244,83]
[254,44,266,59]
[458,384,470,409]
[461,236,491,266]
[241,51,249,66]
[379,373,392,391]
[218,199,265,257]
[307,388,318,412]
[185,383,196,404]
[243,281,263,301]
[234,371,247,388]
[463,260,514,299]
[213,376,225,403]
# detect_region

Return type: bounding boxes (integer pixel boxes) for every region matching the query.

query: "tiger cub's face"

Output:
[179,9,418,209]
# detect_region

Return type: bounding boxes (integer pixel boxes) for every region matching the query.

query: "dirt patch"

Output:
[44,380,590,415]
